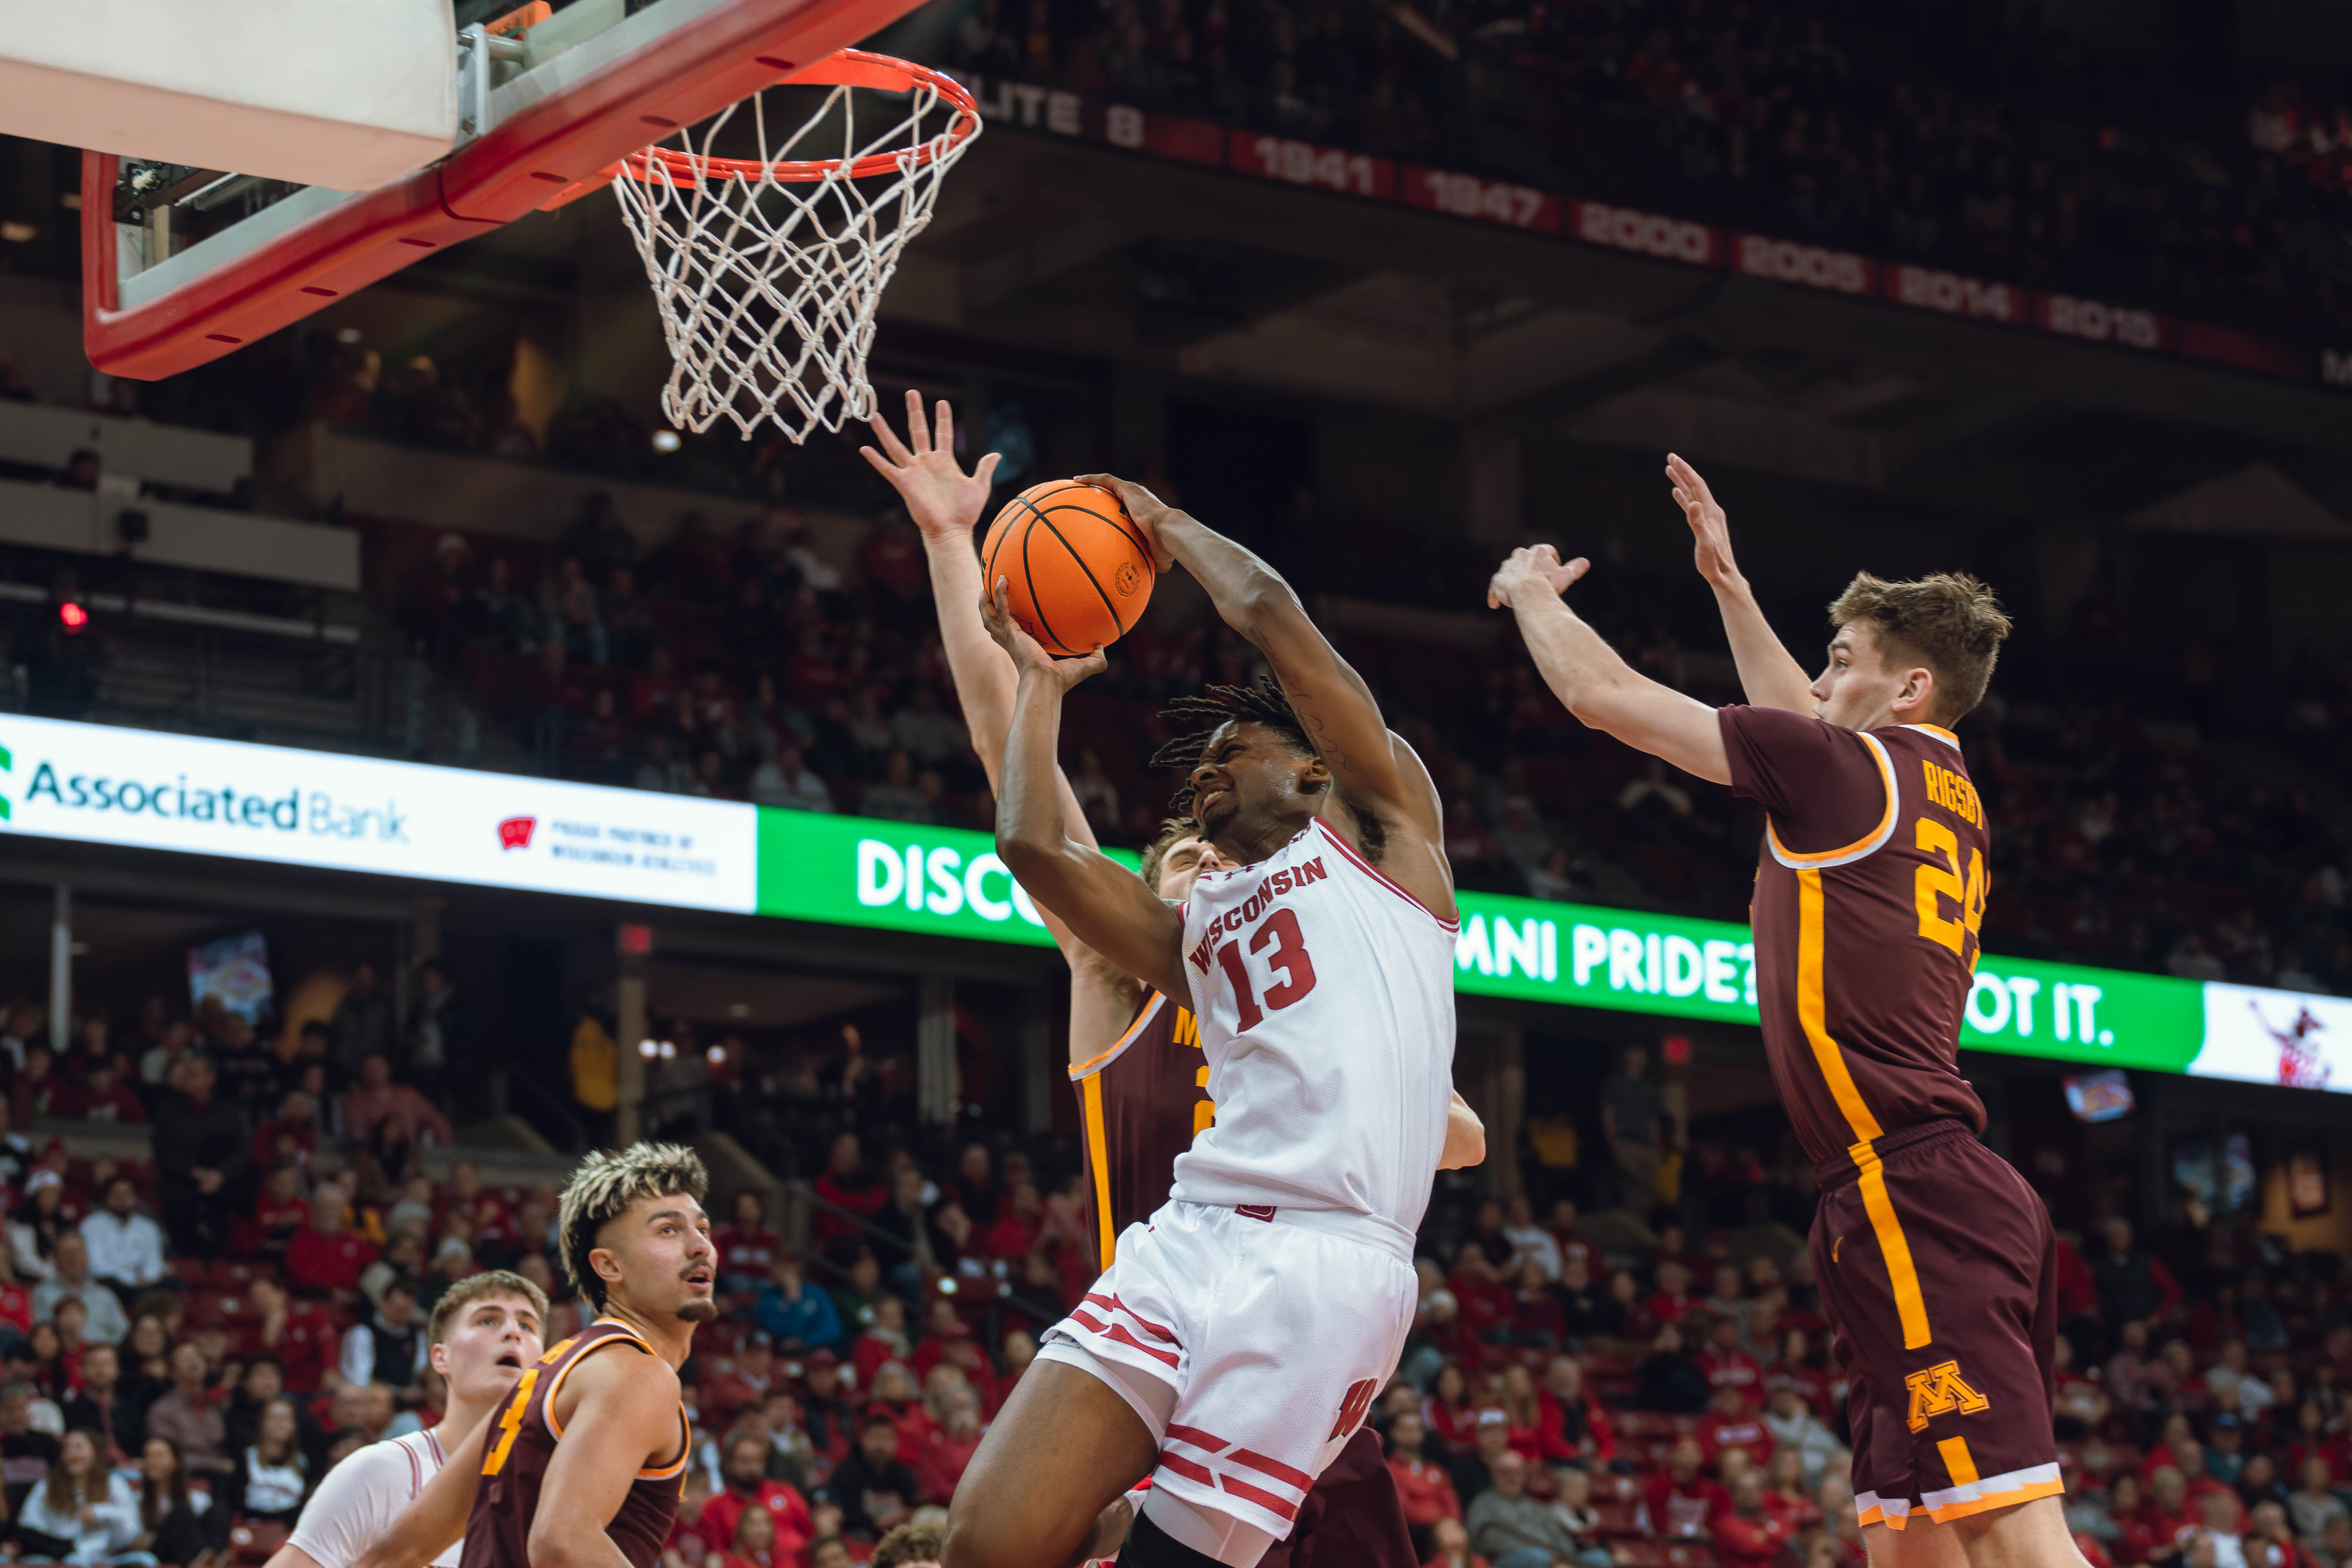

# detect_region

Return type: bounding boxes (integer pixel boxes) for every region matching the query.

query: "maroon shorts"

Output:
[1809,1119,2061,1530]
[1256,1426,1416,1568]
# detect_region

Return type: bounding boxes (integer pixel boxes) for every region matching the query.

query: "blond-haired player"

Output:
[1490,457,2072,1568]
[270,1271,548,1568]
[354,1143,716,1568]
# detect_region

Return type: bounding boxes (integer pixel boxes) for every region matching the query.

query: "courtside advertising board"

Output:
[1,713,2340,1094]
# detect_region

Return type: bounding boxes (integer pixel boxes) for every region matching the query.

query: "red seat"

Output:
[1596,1473,1644,1503]
[1614,1542,1667,1567]
[1662,1546,1719,1568]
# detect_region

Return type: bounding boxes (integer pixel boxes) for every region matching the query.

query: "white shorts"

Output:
[1039,1200,1416,1539]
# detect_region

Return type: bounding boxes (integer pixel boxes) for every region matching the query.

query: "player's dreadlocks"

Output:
[1148,677,1313,817]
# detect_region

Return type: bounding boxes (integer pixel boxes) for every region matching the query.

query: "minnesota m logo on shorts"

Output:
[1903,1360,1989,1432]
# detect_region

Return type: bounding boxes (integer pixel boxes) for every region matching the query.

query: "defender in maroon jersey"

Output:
[1492,457,2085,1568]
[866,392,1480,1568]
[352,1145,718,1568]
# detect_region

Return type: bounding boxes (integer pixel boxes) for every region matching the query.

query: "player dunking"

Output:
[863,395,1486,1566]
[353,1144,716,1568]
[938,471,1459,1568]
[1488,456,2081,1568]
[270,1273,548,1568]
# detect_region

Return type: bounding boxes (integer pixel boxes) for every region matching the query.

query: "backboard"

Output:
[71,0,932,381]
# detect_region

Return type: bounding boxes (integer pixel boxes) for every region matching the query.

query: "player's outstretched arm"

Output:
[1439,1090,1486,1170]
[1667,454,1812,713]
[346,1411,495,1568]
[1489,546,1732,786]
[1078,475,1443,845]
[528,1351,682,1568]
[867,392,1145,1051]
[983,582,1190,1002]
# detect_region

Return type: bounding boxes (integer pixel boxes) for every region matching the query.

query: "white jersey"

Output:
[1170,816,1457,1257]
[287,1428,460,1568]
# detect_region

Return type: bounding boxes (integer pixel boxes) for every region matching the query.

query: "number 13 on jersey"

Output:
[1212,907,1320,1030]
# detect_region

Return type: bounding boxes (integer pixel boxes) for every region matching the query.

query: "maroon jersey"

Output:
[1070,991,1212,1267]
[1720,707,1990,1173]
[460,1318,689,1568]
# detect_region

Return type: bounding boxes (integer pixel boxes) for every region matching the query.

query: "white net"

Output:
[611,58,980,443]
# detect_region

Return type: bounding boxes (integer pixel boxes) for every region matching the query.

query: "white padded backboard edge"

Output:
[0,0,457,192]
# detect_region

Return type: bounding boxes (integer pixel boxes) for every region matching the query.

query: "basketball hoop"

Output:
[608,49,980,445]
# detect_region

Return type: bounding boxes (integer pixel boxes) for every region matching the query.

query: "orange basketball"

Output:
[981,480,1156,656]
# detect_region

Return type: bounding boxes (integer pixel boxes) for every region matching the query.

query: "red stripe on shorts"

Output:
[1070,1310,1109,1334]
[1159,1452,1216,1486]
[1218,1473,1303,1521]
[1229,1449,1314,1490]
[1112,1294,1180,1342]
[1164,1423,1230,1454]
[1106,1323,1181,1368]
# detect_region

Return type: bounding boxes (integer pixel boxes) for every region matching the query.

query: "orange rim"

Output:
[618,49,981,186]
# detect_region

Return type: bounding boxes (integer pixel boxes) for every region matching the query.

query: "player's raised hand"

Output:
[1486,544,1590,610]
[981,577,1107,689]
[1074,473,1179,572]
[859,388,1002,542]
[1666,453,1743,591]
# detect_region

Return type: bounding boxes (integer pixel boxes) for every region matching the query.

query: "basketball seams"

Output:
[1029,508,1126,647]
[1042,509,1154,635]
[1018,508,1074,655]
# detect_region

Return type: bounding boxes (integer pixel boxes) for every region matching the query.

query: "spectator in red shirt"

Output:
[59,1060,144,1125]
[234,1165,310,1262]
[910,1382,983,1504]
[1387,1409,1464,1529]
[249,1090,318,1177]
[852,1296,913,1391]
[249,1276,335,1394]
[717,1189,784,1296]
[1763,1449,1824,1531]
[700,1333,783,1435]
[1698,1313,1765,1411]
[1425,1362,1482,1458]
[443,1162,514,1257]
[1538,1356,1618,1469]
[1451,1241,1515,1346]
[697,1430,814,1565]
[2137,1468,2197,1567]
[1646,1258,1699,1331]
[1646,1438,1730,1539]
[1716,1471,1797,1568]
[812,1133,888,1243]
[1698,1383,1777,1473]
[973,1182,1043,1261]
[283,1181,378,1301]
[910,1300,997,1411]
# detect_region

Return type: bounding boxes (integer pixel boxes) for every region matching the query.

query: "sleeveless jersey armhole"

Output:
[1070,992,1167,1081]
[1311,818,1460,933]
[540,1325,658,1441]
[1763,731,1898,870]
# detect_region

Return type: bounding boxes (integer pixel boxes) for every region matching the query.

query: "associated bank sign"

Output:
[0,716,756,912]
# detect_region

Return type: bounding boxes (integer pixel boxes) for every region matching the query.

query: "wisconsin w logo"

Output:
[1903,1360,1989,1432]
[1329,1378,1378,1441]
